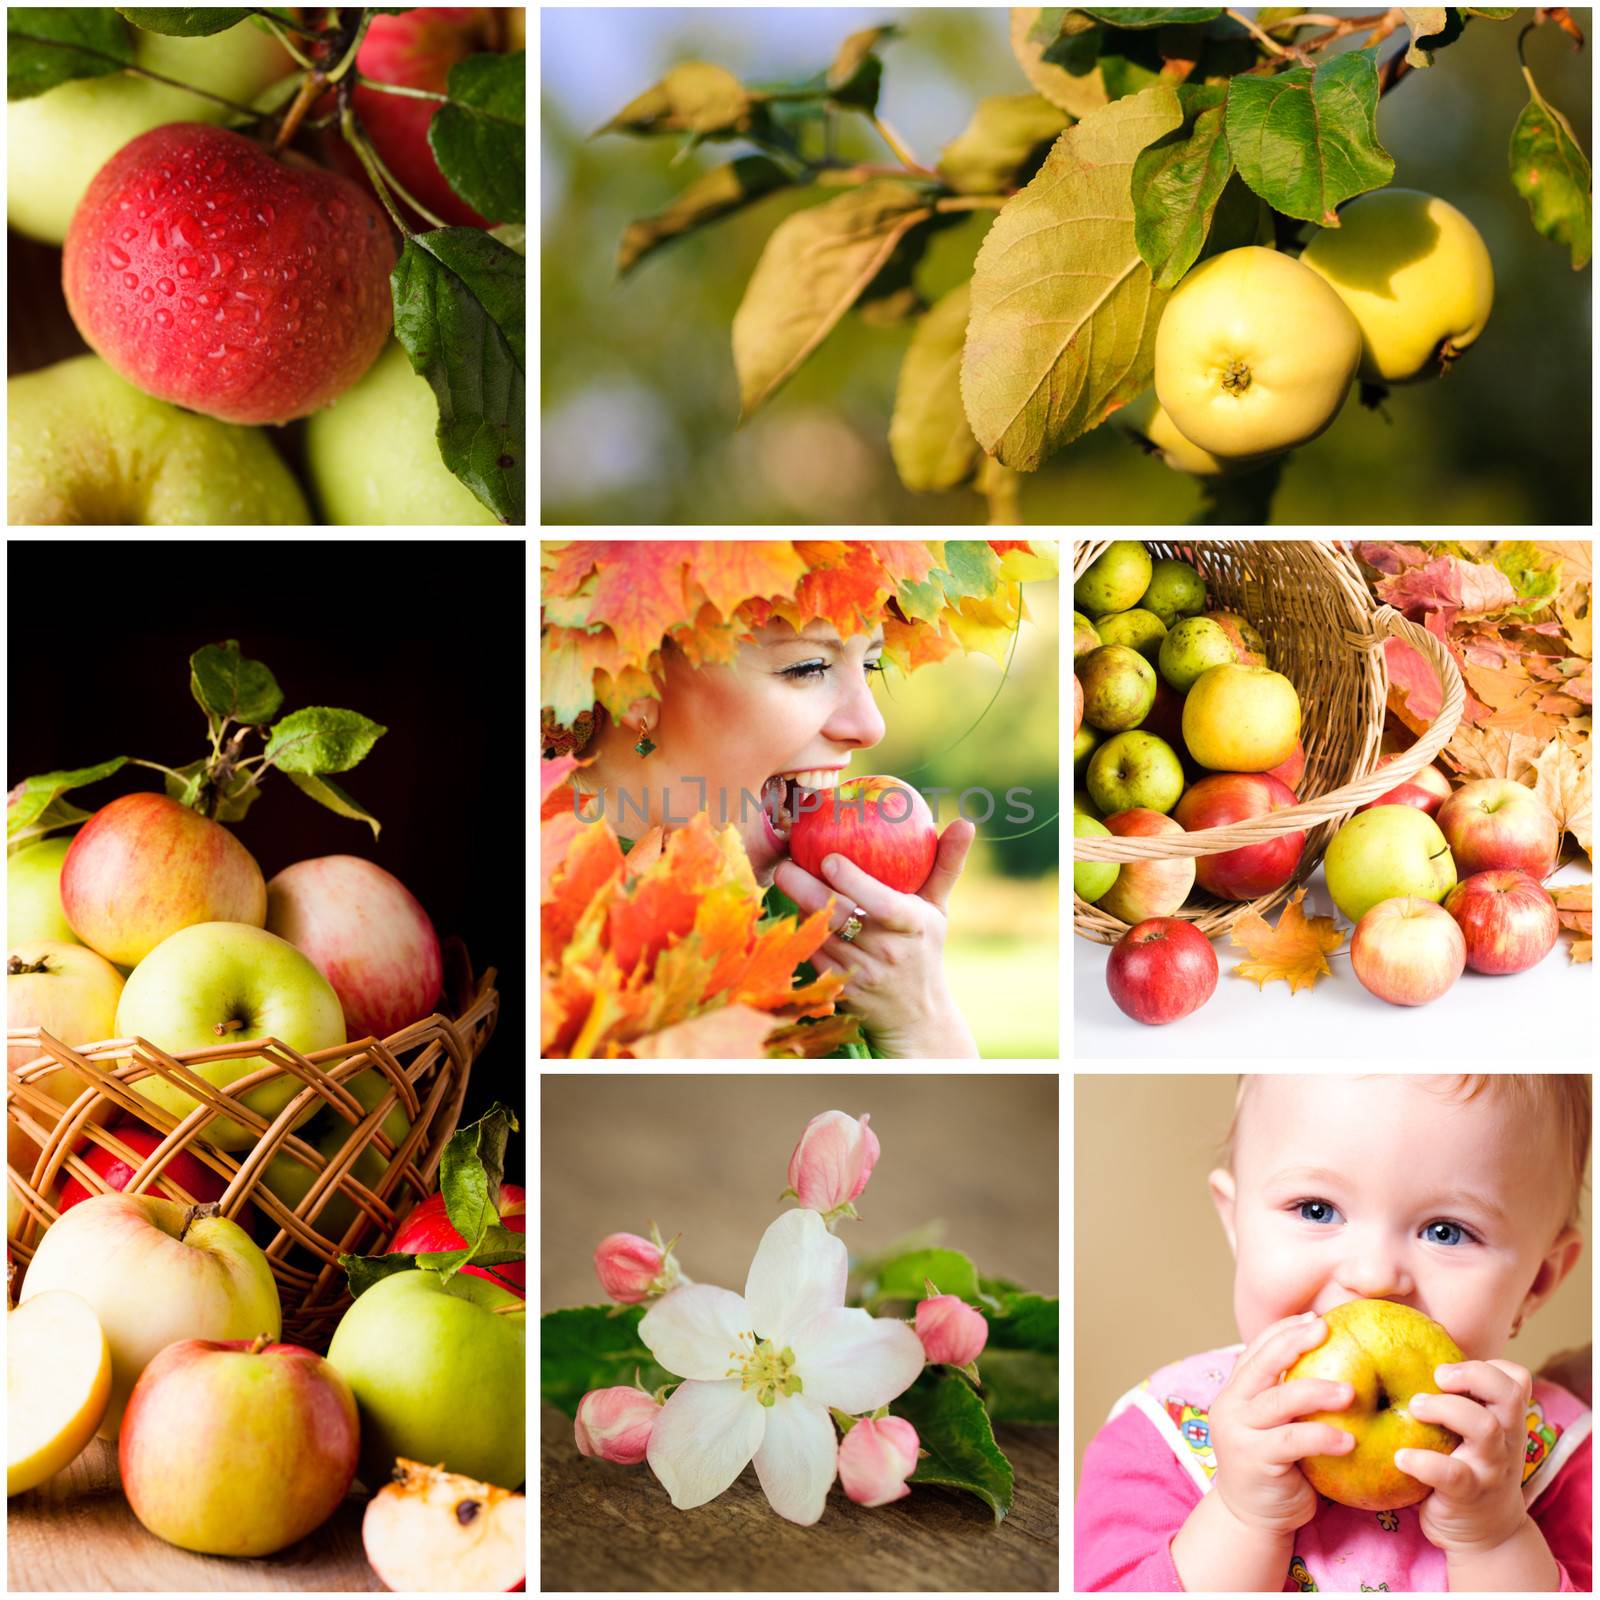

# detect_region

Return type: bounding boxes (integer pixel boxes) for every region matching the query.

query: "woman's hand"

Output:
[774,817,978,1058]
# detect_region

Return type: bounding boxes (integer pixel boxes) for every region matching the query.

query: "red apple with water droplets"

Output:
[63,124,395,425]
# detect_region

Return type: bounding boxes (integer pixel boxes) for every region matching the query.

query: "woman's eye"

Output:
[783,659,884,681]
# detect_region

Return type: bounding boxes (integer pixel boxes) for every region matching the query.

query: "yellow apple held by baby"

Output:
[1284,1298,1464,1511]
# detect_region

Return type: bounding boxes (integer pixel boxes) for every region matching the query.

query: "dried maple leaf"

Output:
[1226,892,1344,993]
[1532,739,1593,860]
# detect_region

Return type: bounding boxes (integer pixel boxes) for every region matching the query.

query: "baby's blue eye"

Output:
[1425,1220,1470,1246]
[1298,1200,1338,1224]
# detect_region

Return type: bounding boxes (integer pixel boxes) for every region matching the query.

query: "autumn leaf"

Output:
[1532,738,1593,861]
[1227,892,1344,993]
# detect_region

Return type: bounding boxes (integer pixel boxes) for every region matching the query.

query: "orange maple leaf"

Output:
[1227,892,1344,993]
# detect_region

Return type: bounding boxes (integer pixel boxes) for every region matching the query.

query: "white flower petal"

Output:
[744,1209,847,1343]
[646,1379,766,1510]
[790,1307,927,1413]
[639,1284,751,1380]
[752,1394,838,1525]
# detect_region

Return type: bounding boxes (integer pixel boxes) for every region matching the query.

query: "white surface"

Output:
[1074,861,1593,1060]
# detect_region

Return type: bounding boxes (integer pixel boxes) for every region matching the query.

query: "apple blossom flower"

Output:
[915,1293,988,1367]
[575,1387,661,1465]
[638,1208,925,1525]
[787,1110,879,1215]
[594,1231,680,1303]
[837,1415,920,1507]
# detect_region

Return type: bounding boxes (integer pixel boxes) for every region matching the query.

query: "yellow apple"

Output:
[8,1290,112,1493]
[1300,189,1493,384]
[1181,663,1302,771]
[1155,247,1360,460]
[1283,1298,1464,1510]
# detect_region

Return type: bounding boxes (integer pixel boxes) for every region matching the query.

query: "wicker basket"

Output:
[7,969,500,1349]
[1073,539,1466,944]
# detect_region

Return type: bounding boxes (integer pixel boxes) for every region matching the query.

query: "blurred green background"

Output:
[849,574,1059,1060]
[541,8,1591,525]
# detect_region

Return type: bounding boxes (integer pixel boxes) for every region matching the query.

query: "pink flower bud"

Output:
[574,1387,660,1465]
[838,1415,919,1507]
[788,1110,880,1213]
[594,1232,664,1303]
[915,1294,989,1366]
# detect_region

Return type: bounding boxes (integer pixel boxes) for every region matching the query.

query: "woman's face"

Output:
[583,619,888,886]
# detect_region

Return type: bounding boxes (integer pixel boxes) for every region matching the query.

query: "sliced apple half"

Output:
[8,1290,112,1494]
[362,1457,525,1591]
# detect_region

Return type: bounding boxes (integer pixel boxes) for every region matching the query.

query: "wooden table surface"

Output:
[6,1439,378,1591]
[539,1072,1059,1590]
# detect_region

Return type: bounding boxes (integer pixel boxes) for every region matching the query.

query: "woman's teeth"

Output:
[763,770,841,839]
[786,769,842,791]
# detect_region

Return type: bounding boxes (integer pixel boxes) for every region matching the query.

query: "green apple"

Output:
[1072,611,1102,663]
[305,340,500,526]
[115,923,346,1151]
[18,1193,281,1438]
[1159,615,1239,694]
[1323,806,1458,924]
[1078,644,1157,732]
[1283,1298,1464,1510]
[8,19,292,245]
[1073,814,1119,903]
[327,1269,525,1491]
[259,1069,414,1248]
[1092,607,1166,664]
[8,938,124,1074]
[9,357,308,526]
[1139,558,1207,626]
[8,839,79,945]
[1073,724,1100,777]
[1074,541,1152,616]
[8,1290,112,1494]
[1072,789,1102,819]
[1086,731,1185,816]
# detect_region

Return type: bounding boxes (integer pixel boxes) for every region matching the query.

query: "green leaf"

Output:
[889,280,981,493]
[826,24,897,112]
[540,1305,675,1418]
[961,84,1185,471]
[938,93,1071,196]
[1510,88,1591,271]
[984,1291,1059,1352]
[1225,48,1395,226]
[731,180,933,419]
[618,156,793,278]
[978,1347,1058,1423]
[893,1370,1015,1521]
[1078,7,1223,25]
[1131,82,1231,287]
[860,1246,982,1310]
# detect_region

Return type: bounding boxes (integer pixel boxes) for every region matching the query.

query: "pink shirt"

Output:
[1075,1340,1592,1592]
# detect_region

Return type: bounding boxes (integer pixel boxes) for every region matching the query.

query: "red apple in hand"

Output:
[1106,918,1217,1025]
[266,856,443,1040]
[121,1335,358,1556]
[389,1184,525,1297]
[63,124,396,426]
[1173,773,1305,901]
[58,1120,257,1238]
[1443,871,1559,975]
[1436,779,1560,879]
[1350,897,1466,1006]
[788,777,938,894]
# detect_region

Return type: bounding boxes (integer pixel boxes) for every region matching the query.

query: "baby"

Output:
[1076,1074,1591,1591]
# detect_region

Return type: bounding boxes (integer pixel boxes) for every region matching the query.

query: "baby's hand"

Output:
[1405,1358,1534,1557]
[1208,1311,1356,1536]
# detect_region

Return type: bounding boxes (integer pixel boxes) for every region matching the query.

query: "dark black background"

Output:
[5,537,526,1178]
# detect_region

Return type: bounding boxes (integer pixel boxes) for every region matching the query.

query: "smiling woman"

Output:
[540,539,1056,1059]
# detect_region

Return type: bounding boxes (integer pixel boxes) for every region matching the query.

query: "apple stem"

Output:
[213,1018,247,1036]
